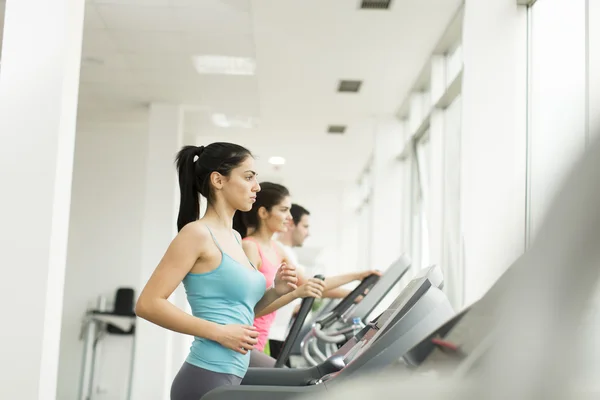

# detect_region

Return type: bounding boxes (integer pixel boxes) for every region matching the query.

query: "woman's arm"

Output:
[254,277,325,317]
[135,223,222,341]
[254,287,286,316]
[274,241,379,294]
[255,291,296,318]
[136,223,259,354]
[323,287,352,299]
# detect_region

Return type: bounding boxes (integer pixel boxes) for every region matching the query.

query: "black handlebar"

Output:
[318,273,380,329]
[274,274,325,368]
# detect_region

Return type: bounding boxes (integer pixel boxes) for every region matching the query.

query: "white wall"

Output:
[370,117,407,271]
[568,0,600,383]
[286,180,347,276]
[588,0,600,140]
[459,0,528,305]
[58,122,148,400]
[528,0,588,238]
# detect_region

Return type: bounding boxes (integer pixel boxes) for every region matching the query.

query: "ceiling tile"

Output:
[185,32,255,57]
[124,53,193,71]
[94,0,170,5]
[82,29,117,55]
[80,66,133,84]
[126,68,198,85]
[172,4,252,36]
[110,30,188,54]
[96,5,181,31]
[170,0,251,13]
[83,5,106,30]
[83,53,131,69]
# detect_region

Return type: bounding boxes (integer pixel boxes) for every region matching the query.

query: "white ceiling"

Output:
[2,0,463,184]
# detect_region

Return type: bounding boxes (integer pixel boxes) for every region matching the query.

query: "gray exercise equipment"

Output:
[202,264,454,400]
[300,255,412,366]
[296,134,600,400]
[78,289,136,400]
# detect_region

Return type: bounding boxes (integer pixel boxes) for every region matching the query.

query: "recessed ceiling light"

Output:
[268,156,286,166]
[211,113,257,129]
[192,55,256,75]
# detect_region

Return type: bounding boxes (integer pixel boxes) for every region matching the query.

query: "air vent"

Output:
[338,80,362,93]
[360,0,391,10]
[327,125,346,134]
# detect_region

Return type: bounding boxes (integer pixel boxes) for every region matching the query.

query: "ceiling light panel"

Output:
[192,55,256,75]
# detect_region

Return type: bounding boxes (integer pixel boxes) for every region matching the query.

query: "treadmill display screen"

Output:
[375,278,425,330]
[342,278,430,365]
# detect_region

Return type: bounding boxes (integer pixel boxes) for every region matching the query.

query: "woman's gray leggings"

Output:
[249,349,278,367]
[170,362,242,400]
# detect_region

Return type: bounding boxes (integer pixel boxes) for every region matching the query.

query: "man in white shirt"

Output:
[268,204,379,362]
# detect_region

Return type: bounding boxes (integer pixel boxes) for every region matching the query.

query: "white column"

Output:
[588,0,600,141]
[370,117,406,270]
[528,0,587,238]
[460,0,528,304]
[130,104,184,400]
[0,0,85,399]
[427,109,445,268]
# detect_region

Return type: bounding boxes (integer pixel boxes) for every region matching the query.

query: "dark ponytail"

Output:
[175,142,252,232]
[233,182,290,238]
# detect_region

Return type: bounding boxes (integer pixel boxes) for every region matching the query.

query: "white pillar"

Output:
[426,109,445,268]
[0,0,85,399]
[370,117,406,270]
[590,0,600,141]
[460,0,528,304]
[528,0,587,238]
[130,104,184,400]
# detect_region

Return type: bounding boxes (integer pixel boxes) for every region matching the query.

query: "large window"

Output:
[356,159,374,270]
[409,132,431,274]
[396,5,464,307]
[441,96,463,307]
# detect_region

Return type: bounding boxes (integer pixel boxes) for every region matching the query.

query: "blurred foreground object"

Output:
[301,134,600,400]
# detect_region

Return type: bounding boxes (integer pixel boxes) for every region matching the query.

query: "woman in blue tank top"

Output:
[135,142,300,400]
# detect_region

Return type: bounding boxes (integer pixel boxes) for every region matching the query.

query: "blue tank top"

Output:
[183,227,266,378]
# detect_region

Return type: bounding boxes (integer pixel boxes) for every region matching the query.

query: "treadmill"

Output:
[299,255,412,366]
[285,135,600,400]
[202,265,454,400]
[289,297,340,362]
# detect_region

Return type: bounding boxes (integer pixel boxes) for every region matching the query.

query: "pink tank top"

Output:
[243,237,282,351]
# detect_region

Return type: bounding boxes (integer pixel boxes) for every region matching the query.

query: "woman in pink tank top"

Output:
[233,182,326,352]
[241,237,282,350]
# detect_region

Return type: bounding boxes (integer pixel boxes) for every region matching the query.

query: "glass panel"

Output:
[442,95,463,309]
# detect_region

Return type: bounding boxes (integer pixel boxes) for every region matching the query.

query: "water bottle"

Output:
[351,317,365,336]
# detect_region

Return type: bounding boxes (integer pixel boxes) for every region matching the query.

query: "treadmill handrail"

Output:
[330,274,379,315]
[274,274,325,368]
[348,255,411,320]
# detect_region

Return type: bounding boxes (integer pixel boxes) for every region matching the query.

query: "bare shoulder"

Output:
[241,239,261,267]
[273,240,287,255]
[175,221,212,254]
[273,241,291,262]
[232,229,243,243]
[241,239,259,256]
